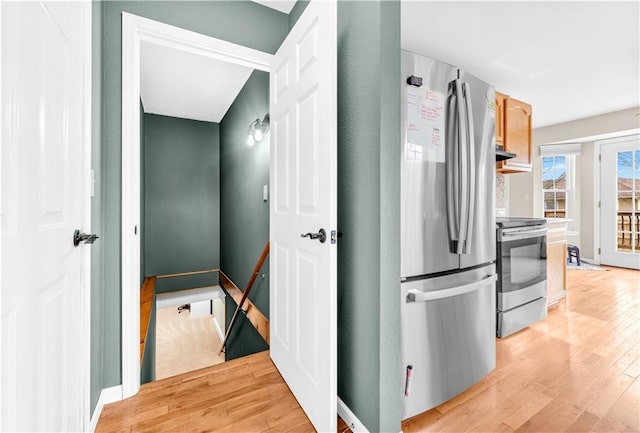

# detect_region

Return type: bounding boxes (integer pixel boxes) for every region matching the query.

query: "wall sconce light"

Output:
[247,114,270,146]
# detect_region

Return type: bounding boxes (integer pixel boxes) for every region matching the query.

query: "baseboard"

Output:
[212,316,225,343]
[337,397,369,433]
[89,385,123,432]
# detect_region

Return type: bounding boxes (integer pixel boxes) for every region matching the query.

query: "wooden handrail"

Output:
[219,241,270,354]
[140,276,157,362]
[155,268,219,279]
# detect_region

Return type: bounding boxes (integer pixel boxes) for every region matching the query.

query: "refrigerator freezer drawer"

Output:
[401,265,496,420]
[497,297,547,338]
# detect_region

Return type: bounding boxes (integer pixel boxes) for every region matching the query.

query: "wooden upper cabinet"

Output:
[496,95,533,173]
[495,92,506,146]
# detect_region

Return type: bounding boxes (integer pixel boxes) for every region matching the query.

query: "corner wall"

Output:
[143,114,220,291]
[337,1,402,431]
[218,70,271,360]
[219,71,270,317]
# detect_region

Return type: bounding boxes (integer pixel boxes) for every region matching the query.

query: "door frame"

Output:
[0,1,92,429]
[80,2,93,429]
[594,134,640,267]
[120,13,272,398]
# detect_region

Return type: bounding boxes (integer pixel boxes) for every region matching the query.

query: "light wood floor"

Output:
[96,351,315,433]
[155,307,225,380]
[98,266,638,433]
[403,266,640,433]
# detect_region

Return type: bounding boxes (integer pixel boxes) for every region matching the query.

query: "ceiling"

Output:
[401,1,640,128]
[251,0,296,14]
[140,41,254,123]
[141,1,639,129]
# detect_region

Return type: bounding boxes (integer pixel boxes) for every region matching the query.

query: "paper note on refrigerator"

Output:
[406,86,445,162]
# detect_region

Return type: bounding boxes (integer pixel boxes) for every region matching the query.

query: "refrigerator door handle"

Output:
[462,82,476,254]
[446,81,460,251]
[456,79,469,255]
[407,274,496,302]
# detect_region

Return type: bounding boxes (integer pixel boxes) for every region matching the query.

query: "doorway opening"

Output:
[121,5,339,431]
[597,134,640,269]
[122,12,274,395]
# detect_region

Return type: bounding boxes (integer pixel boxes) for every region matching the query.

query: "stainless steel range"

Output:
[496,217,548,337]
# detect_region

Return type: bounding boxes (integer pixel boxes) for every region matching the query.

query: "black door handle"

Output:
[73,229,99,247]
[300,228,327,243]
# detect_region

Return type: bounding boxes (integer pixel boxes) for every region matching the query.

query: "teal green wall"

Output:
[223,295,269,361]
[337,2,402,432]
[95,3,404,431]
[90,0,104,416]
[288,0,309,29]
[100,1,288,389]
[143,114,220,289]
[220,71,270,317]
[140,100,145,285]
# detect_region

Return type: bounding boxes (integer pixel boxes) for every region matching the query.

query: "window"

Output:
[542,156,568,218]
[539,143,580,231]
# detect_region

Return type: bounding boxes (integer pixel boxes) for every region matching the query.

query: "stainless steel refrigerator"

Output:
[401,50,497,420]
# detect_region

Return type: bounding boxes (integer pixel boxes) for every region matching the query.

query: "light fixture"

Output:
[247,114,270,146]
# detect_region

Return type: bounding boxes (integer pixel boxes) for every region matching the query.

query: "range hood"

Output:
[496,145,516,161]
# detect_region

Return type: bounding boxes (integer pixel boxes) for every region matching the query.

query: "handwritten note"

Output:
[406,86,445,162]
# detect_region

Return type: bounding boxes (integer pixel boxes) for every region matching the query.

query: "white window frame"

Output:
[539,143,580,232]
[541,155,574,223]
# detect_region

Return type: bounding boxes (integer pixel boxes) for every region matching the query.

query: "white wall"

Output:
[507,107,640,259]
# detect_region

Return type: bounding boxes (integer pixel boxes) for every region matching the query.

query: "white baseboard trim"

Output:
[212,316,225,343]
[337,397,369,433]
[89,385,123,432]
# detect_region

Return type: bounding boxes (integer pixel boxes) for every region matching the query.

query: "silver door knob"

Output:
[73,229,99,247]
[300,228,327,243]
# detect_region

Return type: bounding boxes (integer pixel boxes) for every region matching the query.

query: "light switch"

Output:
[263,185,268,201]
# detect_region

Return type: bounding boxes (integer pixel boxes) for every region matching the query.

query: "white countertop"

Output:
[546,218,572,224]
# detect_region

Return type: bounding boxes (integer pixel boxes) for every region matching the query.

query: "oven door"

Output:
[497,226,547,294]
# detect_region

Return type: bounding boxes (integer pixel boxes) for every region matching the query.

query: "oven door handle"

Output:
[407,274,497,303]
[498,227,548,242]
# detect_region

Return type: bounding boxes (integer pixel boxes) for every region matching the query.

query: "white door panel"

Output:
[269,1,337,431]
[600,136,640,269]
[1,2,89,431]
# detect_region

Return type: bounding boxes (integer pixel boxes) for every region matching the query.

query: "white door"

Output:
[600,136,640,269]
[1,2,90,431]
[269,1,337,431]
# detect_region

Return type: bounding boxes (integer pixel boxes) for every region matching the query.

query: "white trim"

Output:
[81,2,93,431]
[88,385,124,432]
[121,12,273,399]
[0,2,4,426]
[594,134,640,267]
[594,140,602,264]
[212,315,225,343]
[539,142,582,156]
[337,398,370,433]
[593,133,639,264]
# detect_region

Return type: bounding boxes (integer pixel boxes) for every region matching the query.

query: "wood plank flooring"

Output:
[95,351,314,433]
[97,266,638,433]
[402,266,640,433]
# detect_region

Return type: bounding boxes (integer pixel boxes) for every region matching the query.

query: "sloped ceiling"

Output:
[140,41,254,123]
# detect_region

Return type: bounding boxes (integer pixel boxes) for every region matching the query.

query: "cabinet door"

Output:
[500,97,532,172]
[495,92,506,146]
